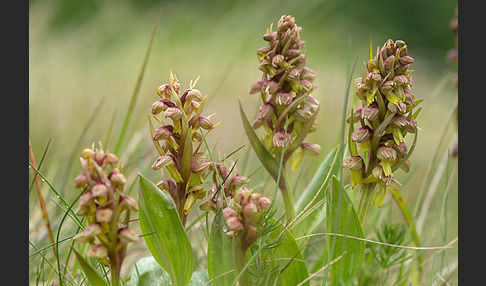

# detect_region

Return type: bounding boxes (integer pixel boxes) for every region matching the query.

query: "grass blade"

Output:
[73,249,109,286]
[29,138,56,258]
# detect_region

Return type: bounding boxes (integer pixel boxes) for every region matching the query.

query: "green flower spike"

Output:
[346,38,422,223]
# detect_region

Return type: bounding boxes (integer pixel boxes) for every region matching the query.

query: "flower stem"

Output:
[278,168,295,222]
[232,232,249,286]
[355,183,376,224]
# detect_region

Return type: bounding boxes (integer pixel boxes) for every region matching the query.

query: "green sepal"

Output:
[385,91,400,104]
[370,185,387,208]
[167,165,183,183]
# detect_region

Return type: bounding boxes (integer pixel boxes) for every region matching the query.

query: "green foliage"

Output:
[73,249,109,286]
[138,173,194,286]
[326,176,365,285]
[207,209,236,285]
[130,256,210,286]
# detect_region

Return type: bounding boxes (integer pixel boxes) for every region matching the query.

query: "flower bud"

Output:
[266,80,280,94]
[263,32,276,42]
[399,56,414,65]
[347,109,362,123]
[109,171,126,187]
[226,216,243,232]
[164,107,183,120]
[152,154,175,170]
[272,54,286,68]
[186,89,203,102]
[153,125,173,141]
[199,199,217,213]
[393,75,408,86]
[377,146,397,161]
[74,173,89,188]
[384,55,396,71]
[258,197,271,211]
[92,184,109,206]
[276,92,293,105]
[81,148,95,160]
[273,130,291,148]
[351,126,372,143]
[257,103,273,120]
[342,156,364,171]
[151,100,166,115]
[87,244,108,259]
[380,80,394,94]
[257,46,271,58]
[231,174,248,189]
[360,105,379,121]
[119,194,139,212]
[243,202,258,218]
[118,228,139,244]
[96,208,113,223]
[250,81,263,94]
[223,207,236,220]
[157,84,172,98]
[391,141,408,158]
[79,191,94,205]
[171,78,181,95]
[198,116,214,130]
[250,193,262,201]
[301,142,320,156]
[192,156,212,175]
[391,114,408,128]
[73,223,102,243]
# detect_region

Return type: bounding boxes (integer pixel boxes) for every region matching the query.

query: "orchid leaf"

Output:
[239,100,282,185]
[138,173,193,286]
[293,145,341,240]
[326,176,364,285]
[207,208,236,285]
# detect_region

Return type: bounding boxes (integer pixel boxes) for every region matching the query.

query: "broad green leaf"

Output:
[130,256,211,286]
[207,209,236,286]
[326,176,364,286]
[73,249,109,286]
[238,100,287,190]
[256,219,309,286]
[138,173,193,286]
[293,145,341,239]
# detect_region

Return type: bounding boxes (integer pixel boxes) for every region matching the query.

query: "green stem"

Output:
[110,259,120,286]
[355,183,376,224]
[278,168,295,222]
[232,232,249,286]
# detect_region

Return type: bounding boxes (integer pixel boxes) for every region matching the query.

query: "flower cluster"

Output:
[73,143,138,267]
[198,161,249,213]
[223,187,271,249]
[250,15,320,166]
[344,39,421,207]
[150,72,217,225]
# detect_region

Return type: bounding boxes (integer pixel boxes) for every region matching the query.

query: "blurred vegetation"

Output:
[29,0,458,281]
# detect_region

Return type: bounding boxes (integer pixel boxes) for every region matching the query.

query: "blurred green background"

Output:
[29,0,458,279]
